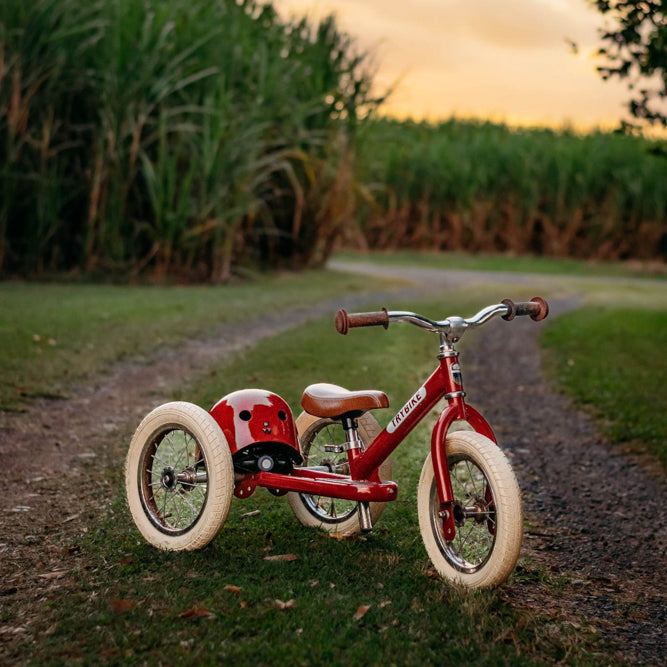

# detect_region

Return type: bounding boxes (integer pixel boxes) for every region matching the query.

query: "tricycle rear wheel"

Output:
[287,412,392,535]
[125,401,234,551]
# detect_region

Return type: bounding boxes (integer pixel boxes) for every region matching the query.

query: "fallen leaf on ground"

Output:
[0,626,29,636]
[110,598,136,613]
[37,571,67,580]
[379,600,392,608]
[274,599,296,610]
[264,553,298,562]
[309,580,319,587]
[240,510,260,519]
[353,605,371,621]
[224,585,242,595]
[178,606,215,619]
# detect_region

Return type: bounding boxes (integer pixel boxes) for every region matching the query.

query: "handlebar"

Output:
[334,308,389,336]
[334,297,549,342]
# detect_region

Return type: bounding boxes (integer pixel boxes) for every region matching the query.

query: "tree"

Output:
[592,0,667,126]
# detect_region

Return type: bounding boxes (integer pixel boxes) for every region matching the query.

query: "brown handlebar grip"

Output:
[501,297,549,322]
[334,308,389,335]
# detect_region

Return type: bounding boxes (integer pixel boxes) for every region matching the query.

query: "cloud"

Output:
[276,0,628,128]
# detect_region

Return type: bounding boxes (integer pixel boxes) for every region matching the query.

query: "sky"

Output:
[275,0,631,130]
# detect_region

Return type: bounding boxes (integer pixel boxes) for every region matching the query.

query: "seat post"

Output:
[341,415,373,532]
[341,416,363,450]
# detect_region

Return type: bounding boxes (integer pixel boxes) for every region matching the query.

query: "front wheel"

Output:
[417,431,523,588]
[125,401,234,551]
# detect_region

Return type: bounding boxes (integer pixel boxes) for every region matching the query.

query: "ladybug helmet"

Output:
[209,389,302,473]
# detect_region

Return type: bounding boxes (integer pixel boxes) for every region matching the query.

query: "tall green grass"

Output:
[355,118,667,261]
[0,0,378,279]
[2,2,665,280]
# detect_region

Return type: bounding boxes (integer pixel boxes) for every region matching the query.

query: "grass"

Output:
[335,250,667,279]
[23,290,604,666]
[0,270,394,409]
[542,306,667,468]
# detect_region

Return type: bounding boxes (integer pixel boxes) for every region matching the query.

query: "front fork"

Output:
[432,347,497,540]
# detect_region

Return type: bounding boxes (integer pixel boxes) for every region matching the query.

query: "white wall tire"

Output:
[417,431,523,588]
[125,401,234,551]
[287,411,392,535]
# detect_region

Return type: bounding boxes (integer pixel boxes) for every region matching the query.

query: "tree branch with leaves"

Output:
[592,0,667,126]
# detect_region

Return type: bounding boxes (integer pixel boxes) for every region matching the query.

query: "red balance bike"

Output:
[125,297,548,588]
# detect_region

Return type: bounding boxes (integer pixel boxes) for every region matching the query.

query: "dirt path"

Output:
[2,264,665,664]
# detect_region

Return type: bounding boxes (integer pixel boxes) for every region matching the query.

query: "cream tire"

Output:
[287,411,392,535]
[417,431,523,588]
[125,401,234,551]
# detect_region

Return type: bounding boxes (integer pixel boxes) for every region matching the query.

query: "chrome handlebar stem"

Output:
[386,303,510,344]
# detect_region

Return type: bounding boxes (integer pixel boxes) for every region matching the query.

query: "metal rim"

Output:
[429,454,497,573]
[299,420,357,524]
[138,425,209,535]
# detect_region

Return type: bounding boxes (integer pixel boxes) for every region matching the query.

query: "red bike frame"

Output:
[235,351,496,540]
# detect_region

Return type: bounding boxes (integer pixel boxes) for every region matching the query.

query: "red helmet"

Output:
[209,389,302,473]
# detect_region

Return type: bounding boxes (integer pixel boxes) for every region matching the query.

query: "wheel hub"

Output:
[453,498,492,527]
[161,467,177,490]
[471,497,491,524]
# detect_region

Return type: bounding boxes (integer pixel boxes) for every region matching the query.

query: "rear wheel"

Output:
[287,412,392,535]
[125,402,234,551]
[417,431,523,588]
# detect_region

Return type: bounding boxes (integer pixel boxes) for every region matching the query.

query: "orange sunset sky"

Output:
[276,0,631,130]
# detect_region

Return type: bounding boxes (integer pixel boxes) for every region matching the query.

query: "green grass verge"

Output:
[335,250,666,280]
[542,307,667,468]
[26,292,602,666]
[0,270,395,410]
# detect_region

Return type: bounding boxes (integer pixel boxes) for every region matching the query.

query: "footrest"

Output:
[248,469,398,502]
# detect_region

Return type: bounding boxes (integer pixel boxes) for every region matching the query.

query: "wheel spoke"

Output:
[161,488,169,523]
[465,460,479,497]
[172,492,184,528]
[165,432,186,469]
[151,451,170,469]
[179,489,203,517]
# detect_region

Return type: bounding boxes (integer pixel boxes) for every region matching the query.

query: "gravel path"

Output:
[464,304,666,666]
[332,261,666,665]
[2,263,665,665]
